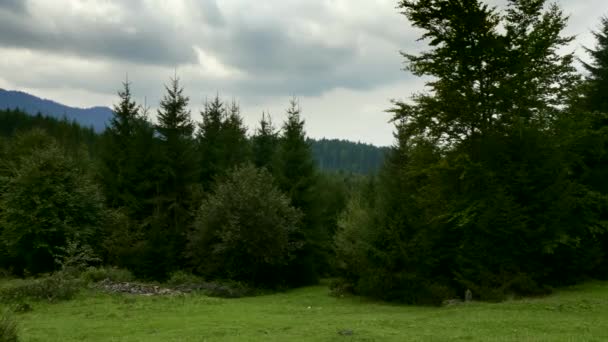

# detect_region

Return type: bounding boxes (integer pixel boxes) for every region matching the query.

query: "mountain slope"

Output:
[309,138,388,174]
[0,88,112,132]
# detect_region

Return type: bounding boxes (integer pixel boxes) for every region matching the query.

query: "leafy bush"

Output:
[0,273,83,303]
[0,309,18,342]
[188,164,302,287]
[80,267,134,284]
[55,240,101,277]
[0,130,105,275]
[166,271,203,287]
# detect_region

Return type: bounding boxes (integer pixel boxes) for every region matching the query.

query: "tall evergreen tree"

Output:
[273,98,324,285]
[582,16,608,116]
[220,100,250,170]
[572,15,608,277]
[252,112,278,170]
[151,76,197,278]
[197,96,250,189]
[100,80,157,218]
[197,95,225,188]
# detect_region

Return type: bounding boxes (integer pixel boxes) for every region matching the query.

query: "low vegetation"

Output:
[0,280,605,341]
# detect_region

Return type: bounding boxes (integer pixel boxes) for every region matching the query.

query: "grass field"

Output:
[5,281,608,341]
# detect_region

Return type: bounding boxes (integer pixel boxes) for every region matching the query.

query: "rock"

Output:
[96,279,182,296]
[465,289,473,302]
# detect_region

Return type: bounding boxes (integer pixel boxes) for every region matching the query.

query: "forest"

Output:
[0,0,607,308]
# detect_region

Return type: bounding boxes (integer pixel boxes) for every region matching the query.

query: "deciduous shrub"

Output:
[0,273,83,303]
[0,130,105,275]
[188,164,302,287]
[80,267,134,284]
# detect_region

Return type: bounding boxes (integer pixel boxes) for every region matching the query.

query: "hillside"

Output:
[309,138,388,174]
[0,88,112,132]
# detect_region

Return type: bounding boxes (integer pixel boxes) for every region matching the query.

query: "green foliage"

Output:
[0,273,83,303]
[99,81,161,221]
[149,76,198,279]
[582,16,608,115]
[335,0,606,304]
[273,98,325,285]
[165,271,203,287]
[196,96,224,186]
[0,309,18,342]
[197,96,250,189]
[0,130,105,275]
[80,267,134,284]
[252,112,278,171]
[0,109,98,155]
[188,164,302,287]
[54,240,101,277]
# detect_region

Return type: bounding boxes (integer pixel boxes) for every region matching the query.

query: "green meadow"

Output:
[5,281,608,342]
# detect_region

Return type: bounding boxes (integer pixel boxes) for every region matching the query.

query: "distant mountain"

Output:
[0,88,112,132]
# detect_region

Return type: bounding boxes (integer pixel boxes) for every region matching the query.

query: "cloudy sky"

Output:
[0,0,606,146]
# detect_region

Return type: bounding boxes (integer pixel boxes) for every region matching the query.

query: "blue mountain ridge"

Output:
[0,88,112,132]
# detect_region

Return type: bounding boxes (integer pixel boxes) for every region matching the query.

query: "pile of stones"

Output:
[96,279,180,296]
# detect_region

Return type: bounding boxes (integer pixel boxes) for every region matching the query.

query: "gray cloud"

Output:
[0,1,198,66]
[0,0,412,96]
[0,0,607,146]
[0,0,27,14]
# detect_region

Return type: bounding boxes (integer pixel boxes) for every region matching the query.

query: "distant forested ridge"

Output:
[309,138,388,174]
[0,108,99,152]
[0,95,386,174]
[0,88,112,132]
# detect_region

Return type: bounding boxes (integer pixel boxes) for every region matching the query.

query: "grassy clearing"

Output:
[4,281,608,341]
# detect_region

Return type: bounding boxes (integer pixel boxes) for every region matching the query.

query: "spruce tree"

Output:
[220,101,250,171]
[100,80,157,218]
[197,95,225,188]
[273,98,323,285]
[197,96,250,189]
[252,112,278,170]
[151,76,197,278]
[582,16,608,116]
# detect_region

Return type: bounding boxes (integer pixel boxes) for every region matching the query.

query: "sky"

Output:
[0,0,606,146]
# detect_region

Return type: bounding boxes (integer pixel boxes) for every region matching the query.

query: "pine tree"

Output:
[220,100,250,171]
[252,112,278,170]
[197,95,225,188]
[100,80,157,217]
[151,76,197,278]
[273,98,323,285]
[582,16,608,119]
[197,96,250,189]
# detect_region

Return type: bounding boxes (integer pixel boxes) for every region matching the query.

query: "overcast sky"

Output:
[0,0,606,146]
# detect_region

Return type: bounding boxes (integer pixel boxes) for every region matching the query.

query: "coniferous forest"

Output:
[0,0,608,307]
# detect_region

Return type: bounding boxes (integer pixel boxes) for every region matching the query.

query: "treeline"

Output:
[0,85,359,287]
[0,0,607,305]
